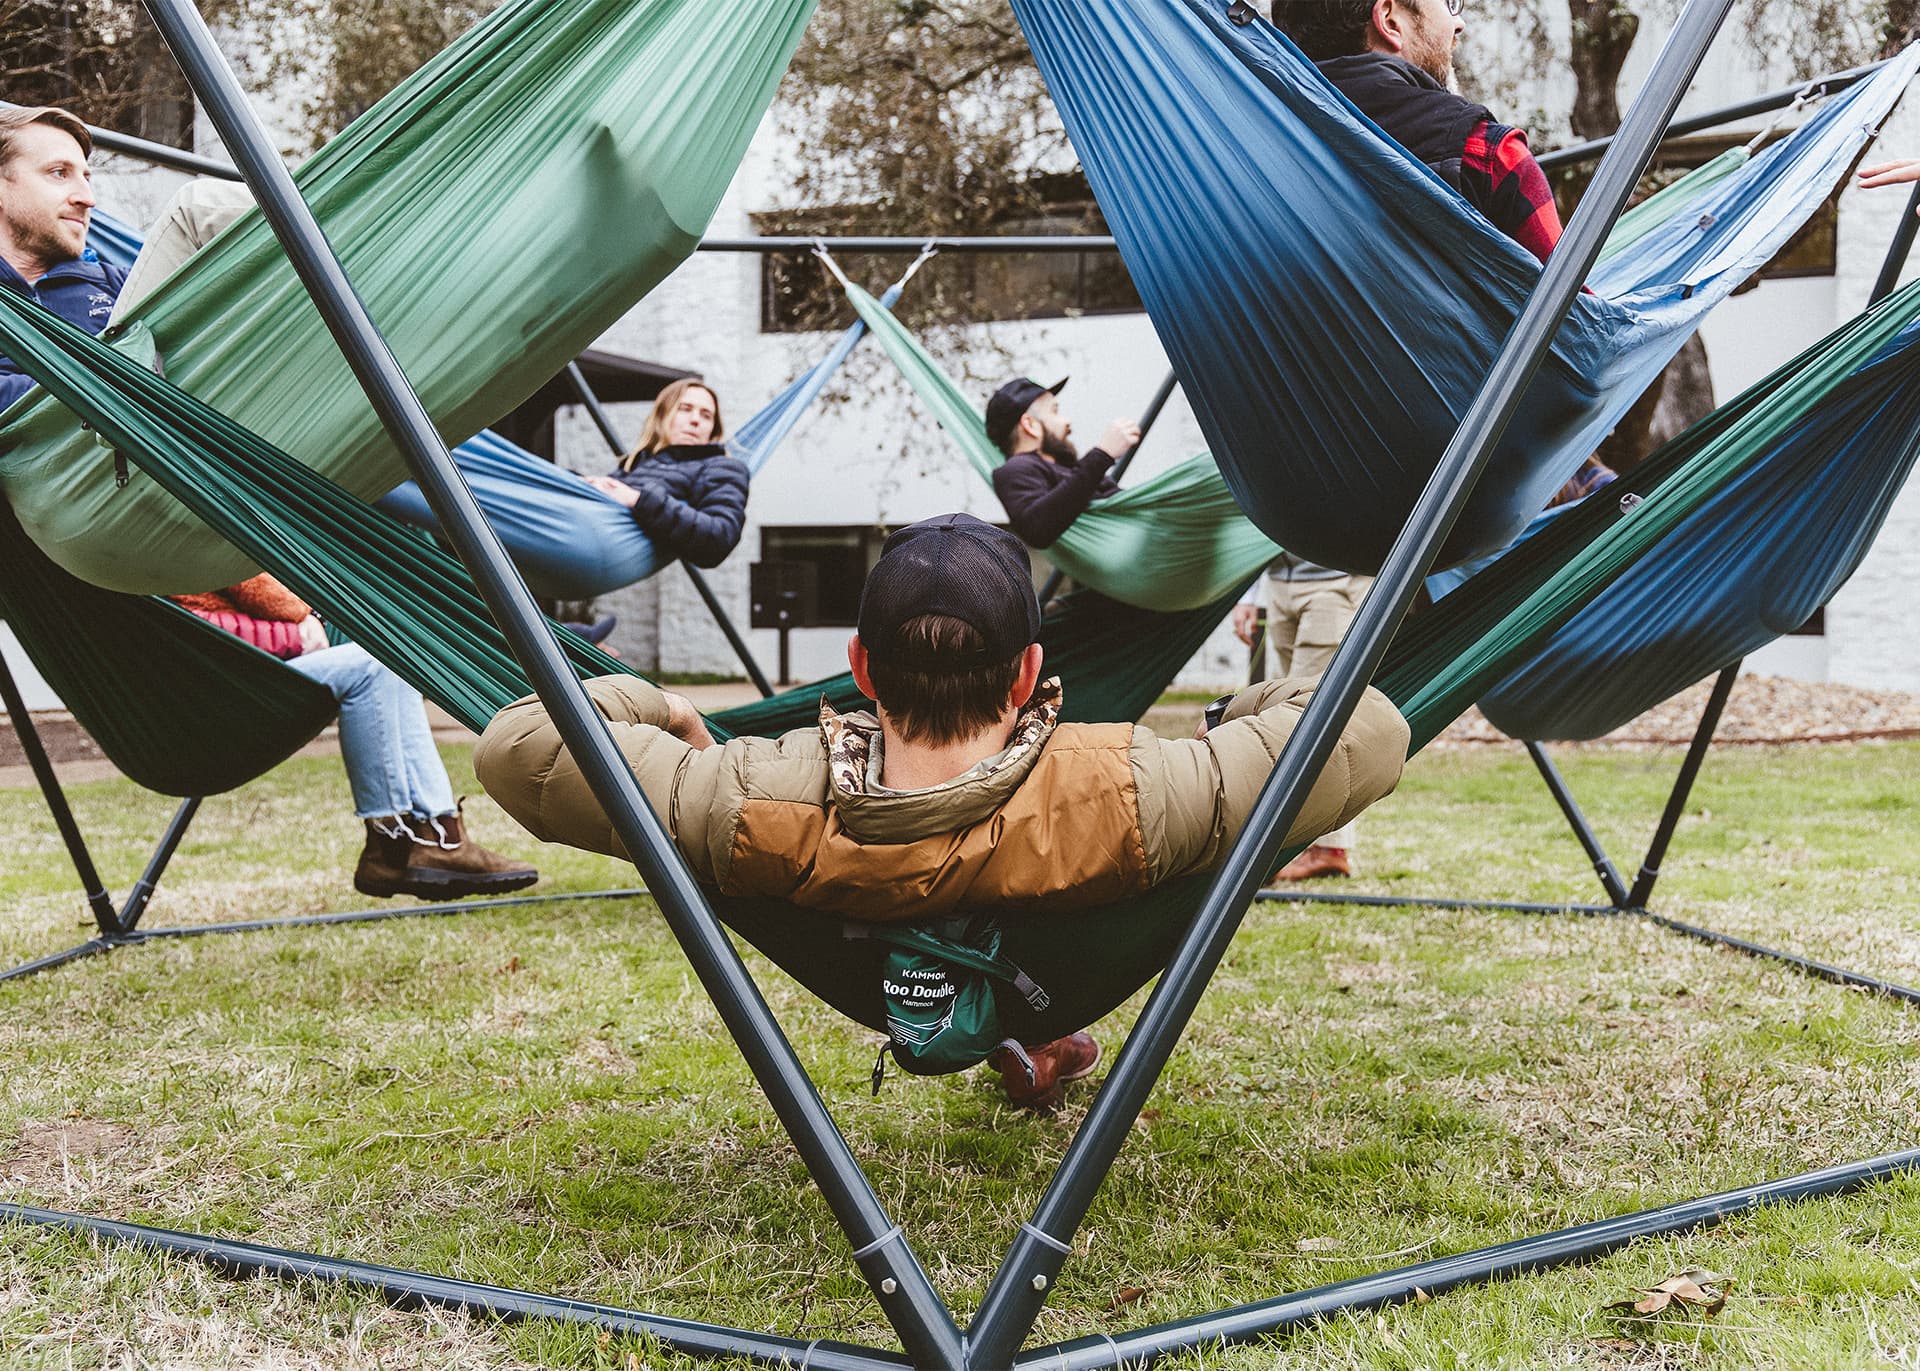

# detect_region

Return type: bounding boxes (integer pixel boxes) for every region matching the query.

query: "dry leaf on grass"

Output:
[1606,1269,1732,1318]
[1296,1236,1340,1252]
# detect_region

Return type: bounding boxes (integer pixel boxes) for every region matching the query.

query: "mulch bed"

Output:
[1432,673,1920,749]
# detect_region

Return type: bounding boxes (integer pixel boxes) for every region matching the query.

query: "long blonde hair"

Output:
[620,378,726,470]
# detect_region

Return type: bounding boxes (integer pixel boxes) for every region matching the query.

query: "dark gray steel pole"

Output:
[1035,368,1180,604]
[0,1204,908,1371]
[0,652,122,937]
[117,796,202,931]
[1525,742,1630,906]
[1011,1146,1920,1368]
[966,0,1738,1359]
[135,3,962,1362]
[559,364,777,697]
[1626,662,1739,908]
[1868,182,1920,306]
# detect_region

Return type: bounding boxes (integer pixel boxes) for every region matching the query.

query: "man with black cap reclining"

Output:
[986,376,1141,549]
[475,514,1409,1110]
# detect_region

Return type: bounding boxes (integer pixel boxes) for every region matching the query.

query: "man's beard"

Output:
[3,208,82,268]
[1039,429,1079,463]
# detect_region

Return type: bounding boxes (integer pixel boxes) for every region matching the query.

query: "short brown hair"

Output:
[621,377,726,467]
[1270,1,1376,60]
[0,107,93,174]
[867,614,1024,747]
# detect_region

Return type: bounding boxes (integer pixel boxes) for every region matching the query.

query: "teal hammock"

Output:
[6,273,1920,1039]
[1010,0,1920,572]
[0,0,816,596]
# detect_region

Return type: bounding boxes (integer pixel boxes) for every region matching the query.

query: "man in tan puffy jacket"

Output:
[477,514,1409,1108]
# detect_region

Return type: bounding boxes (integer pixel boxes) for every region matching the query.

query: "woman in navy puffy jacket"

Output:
[584,378,750,569]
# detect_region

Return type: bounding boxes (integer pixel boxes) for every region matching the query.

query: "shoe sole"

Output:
[356,870,539,902]
[1056,1036,1102,1085]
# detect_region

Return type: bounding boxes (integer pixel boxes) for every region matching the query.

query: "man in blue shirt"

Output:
[0,106,125,412]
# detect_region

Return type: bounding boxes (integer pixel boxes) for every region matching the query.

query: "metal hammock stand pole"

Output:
[0,648,647,985]
[1260,187,1920,1009]
[10,4,1919,1365]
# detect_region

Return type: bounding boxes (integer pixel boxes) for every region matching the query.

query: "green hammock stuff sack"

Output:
[855,918,1051,1079]
[0,0,815,595]
[8,273,1920,1051]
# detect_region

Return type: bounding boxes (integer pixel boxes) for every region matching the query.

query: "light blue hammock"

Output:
[86,213,903,600]
[1424,315,1920,741]
[1010,0,1920,573]
[375,271,918,598]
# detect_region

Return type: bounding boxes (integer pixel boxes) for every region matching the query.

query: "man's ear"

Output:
[1009,642,1046,709]
[1367,0,1405,52]
[1017,410,1044,445]
[848,633,877,700]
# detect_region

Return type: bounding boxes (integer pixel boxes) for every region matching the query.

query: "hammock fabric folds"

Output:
[841,284,1280,612]
[0,0,815,595]
[1010,0,1920,573]
[1432,320,1920,741]
[8,252,1920,1041]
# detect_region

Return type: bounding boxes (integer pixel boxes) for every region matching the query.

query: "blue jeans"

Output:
[285,644,455,821]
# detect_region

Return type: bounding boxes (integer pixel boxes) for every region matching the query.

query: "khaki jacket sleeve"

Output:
[473,674,739,880]
[1130,678,1410,883]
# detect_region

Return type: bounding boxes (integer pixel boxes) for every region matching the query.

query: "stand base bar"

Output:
[0,1204,906,1371]
[0,889,646,982]
[1253,892,1920,1006]
[1254,890,1620,917]
[0,937,122,984]
[1640,912,1920,1006]
[1015,1147,1920,1370]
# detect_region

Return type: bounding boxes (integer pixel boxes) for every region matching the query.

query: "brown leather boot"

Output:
[353,817,416,898]
[1269,844,1352,883]
[353,807,538,901]
[988,1031,1101,1112]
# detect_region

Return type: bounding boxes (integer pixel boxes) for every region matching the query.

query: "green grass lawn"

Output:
[4,736,1920,1369]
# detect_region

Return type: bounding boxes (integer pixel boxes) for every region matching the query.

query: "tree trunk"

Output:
[1595,332,1715,475]
[1565,0,1715,472]
[1566,0,1638,140]
[1884,0,1920,58]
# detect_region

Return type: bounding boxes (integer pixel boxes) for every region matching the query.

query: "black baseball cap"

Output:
[857,514,1042,669]
[984,375,1069,454]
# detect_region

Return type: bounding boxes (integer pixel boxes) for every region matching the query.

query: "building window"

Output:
[755,175,1142,333]
[760,526,886,626]
[759,525,1056,626]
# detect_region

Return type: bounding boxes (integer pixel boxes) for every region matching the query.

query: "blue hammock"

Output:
[86,211,890,600]
[1010,0,1920,573]
[375,280,904,599]
[1423,316,1920,741]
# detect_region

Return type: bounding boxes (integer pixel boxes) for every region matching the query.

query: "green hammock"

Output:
[839,284,1281,612]
[0,499,336,797]
[7,273,1920,1041]
[0,0,814,596]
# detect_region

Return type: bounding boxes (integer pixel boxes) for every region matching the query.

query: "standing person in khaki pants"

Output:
[1233,554,1374,880]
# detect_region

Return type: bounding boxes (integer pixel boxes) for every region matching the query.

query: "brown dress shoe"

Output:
[353,807,539,901]
[988,1031,1101,1112]
[1270,844,1353,883]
